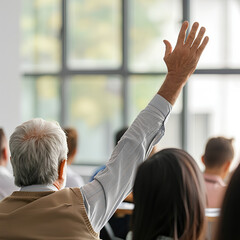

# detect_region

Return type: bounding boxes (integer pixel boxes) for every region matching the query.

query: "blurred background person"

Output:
[0,128,18,200]
[64,127,85,188]
[202,136,234,208]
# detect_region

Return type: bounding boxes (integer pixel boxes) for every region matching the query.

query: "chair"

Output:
[205,208,220,240]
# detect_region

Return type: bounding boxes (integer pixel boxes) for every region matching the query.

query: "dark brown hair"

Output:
[64,127,78,159]
[215,163,240,240]
[203,137,234,169]
[132,148,206,240]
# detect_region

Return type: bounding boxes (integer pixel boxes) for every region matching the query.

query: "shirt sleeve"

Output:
[80,94,172,233]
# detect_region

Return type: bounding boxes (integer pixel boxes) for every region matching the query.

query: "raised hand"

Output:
[158,21,209,105]
[164,21,208,80]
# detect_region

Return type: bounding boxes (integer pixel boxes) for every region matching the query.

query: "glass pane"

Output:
[22,76,60,122]
[188,75,240,169]
[67,0,121,69]
[129,76,182,150]
[66,76,122,164]
[129,0,182,72]
[191,0,240,68]
[20,0,61,72]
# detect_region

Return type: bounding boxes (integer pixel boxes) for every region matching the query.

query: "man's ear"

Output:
[201,155,205,165]
[1,147,8,166]
[3,147,8,159]
[223,160,231,173]
[59,160,67,179]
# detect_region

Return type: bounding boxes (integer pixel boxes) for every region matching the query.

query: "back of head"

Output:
[132,148,206,240]
[203,137,234,169]
[215,164,240,240]
[10,118,68,187]
[0,128,6,162]
[64,127,78,160]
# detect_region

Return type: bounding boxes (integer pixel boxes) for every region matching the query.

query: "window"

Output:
[189,0,240,169]
[188,76,240,170]
[21,0,240,166]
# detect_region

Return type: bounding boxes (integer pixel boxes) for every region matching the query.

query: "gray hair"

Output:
[10,118,68,187]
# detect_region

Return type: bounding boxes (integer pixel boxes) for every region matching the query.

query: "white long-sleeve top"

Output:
[21,94,172,233]
[81,94,171,232]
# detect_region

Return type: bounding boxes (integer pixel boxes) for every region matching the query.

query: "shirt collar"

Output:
[204,173,226,187]
[20,184,58,192]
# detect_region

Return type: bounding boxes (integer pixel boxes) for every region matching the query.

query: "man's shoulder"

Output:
[58,187,83,201]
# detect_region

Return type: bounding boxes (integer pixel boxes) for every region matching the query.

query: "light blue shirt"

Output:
[21,94,172,233]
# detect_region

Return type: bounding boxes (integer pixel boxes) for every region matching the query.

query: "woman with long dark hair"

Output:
[130,148,206,240]
[215,163,240,240]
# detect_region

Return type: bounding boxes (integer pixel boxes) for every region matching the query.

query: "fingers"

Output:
[191,26,206,50]
[185,22,199,47]
[176,21,189,46]
[163,40,172,58]
[196,36,209,57]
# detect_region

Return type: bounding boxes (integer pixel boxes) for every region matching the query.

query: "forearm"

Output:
[158,73,187,105]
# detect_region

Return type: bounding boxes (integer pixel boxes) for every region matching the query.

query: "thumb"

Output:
[163,40,172,58]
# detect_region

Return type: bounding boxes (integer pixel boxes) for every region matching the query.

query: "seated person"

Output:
[202,137,234,208]
[128,148,206,240]
[64,127,85,188]
[214,163,240,240]
[0,128,18,200]
[0,21,208,239]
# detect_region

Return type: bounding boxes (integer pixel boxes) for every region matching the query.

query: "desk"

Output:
[115,205,220,240]
[205,208,220,240]
[115,202,134,216]
[116,205,220,218]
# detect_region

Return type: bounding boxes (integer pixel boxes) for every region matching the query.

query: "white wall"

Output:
[0,1,21,138]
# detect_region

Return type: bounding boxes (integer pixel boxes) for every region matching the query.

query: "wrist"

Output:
[157,73,186,105]
[166,72,189,86]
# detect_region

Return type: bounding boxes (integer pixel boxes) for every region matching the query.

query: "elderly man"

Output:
[0,22,208,239]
